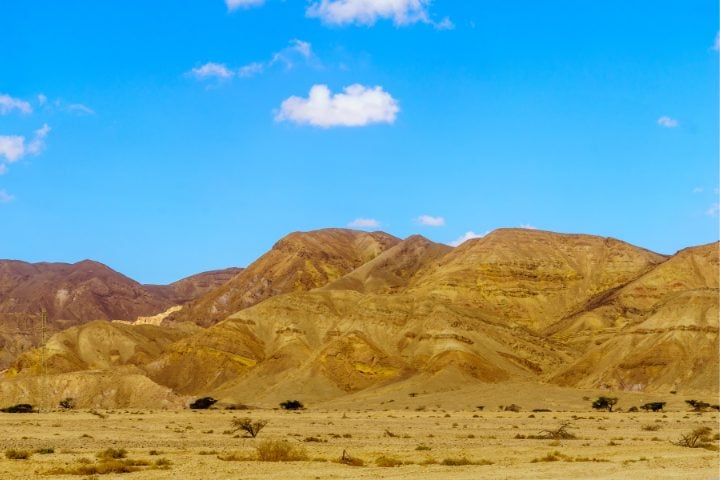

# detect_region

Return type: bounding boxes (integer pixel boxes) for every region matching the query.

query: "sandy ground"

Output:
[0,405,717,480]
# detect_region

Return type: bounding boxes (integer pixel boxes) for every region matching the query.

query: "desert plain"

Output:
[0,383,718,480]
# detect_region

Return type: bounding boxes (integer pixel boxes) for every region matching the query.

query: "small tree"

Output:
[592,397,618,412]
[685,400,710,412]
[672,427,714,448]
[59,398,75,410]
[231,417,267,438]
[189,397,217,410]
[280,400,304,410]
[0,404,34,413]
[640,402,665,412]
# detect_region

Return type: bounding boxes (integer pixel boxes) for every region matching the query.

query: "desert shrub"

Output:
[535,423,577,440]
[154,457,172,468]
[685,400,713,412]
[642,424,661,431]
[672,427,716,449]
[35,447,54,454]
[376,455,403,467]
[217,451,254,462]
[592,397,618,412]
[338,450,364,466]
[231,417,267,438]
[256,440,307,462]
[280,400,304,410]
[533,408,551,412]
[59,398,76,410]
[303,436,325,443]
[46,459,148,475]
[5,449,32,459]
[0,403,34,413]
[225,403,250,410]
[97,448,127,459]
[640,402,666,412]
[504,404,521,412]
[384,429,398,438]
[189,397,217,410]
[532,451,567,462]
[628,406,639,412]
[415,444,431,451]
[441,457,492,466]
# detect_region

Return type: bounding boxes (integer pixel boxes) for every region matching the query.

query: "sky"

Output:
[1,0,718,284]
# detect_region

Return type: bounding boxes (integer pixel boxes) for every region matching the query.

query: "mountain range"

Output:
[0,228,716,408]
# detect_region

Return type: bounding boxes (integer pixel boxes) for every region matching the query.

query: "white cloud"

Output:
[707,203,720,217]
[68,103,95,115]
[190,62,235,80]
[226,0,264,10]
[238,62,265,78]
[27,124,51,155]
[0,124,51,164]
[692,187,704,194]
[0,189,14,204]
[307,0,431,26]
[0,164,7,175]
[519,223,537,229]
[449,230,488,247]
[276,84,399,128]
[0,136,26,162]
[417,215,445,227]
[713,32,720,51]
[657,116,679,128]
[270,39,316,70]
[0,94,32,115]
[348,217,380,228]
[37,93,47,106]
[194,40,315,82]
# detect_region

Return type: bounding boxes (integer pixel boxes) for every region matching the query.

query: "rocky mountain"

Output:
[0,260,240,369]
[2,229,717,409]
[167,229,400,327]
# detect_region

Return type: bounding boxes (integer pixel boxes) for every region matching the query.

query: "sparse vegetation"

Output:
[376,455,404,467]
[35,447,54,454]
[0,403,34,413]
[280,400,304,410]
[97,448,127,459]
[189,397,218,409]
[255,440,308,462]
[536,423,577,440]
[5,449,32,459]
[592,397,618,412]
[672,427,716,450]
[640,402,665,412]
[231,417,267,438]
[338,450,364,466]
[59,397,76,410]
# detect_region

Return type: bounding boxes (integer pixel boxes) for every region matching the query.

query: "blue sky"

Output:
[1,0,718,284]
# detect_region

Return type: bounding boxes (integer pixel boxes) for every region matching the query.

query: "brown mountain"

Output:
[548,242,719,393]
[0,260,240,369]
[3,230,718,409]
[167,228,400,327]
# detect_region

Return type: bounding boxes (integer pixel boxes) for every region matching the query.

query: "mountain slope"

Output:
[0,260,241,369]
[167,229,400,326]
[548,242,719,392]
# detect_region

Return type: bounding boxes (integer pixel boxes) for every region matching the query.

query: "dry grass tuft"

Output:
[255,440,308,462]
[5,449,32,460]
[375,455,404,467]
[338,450,364,466]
